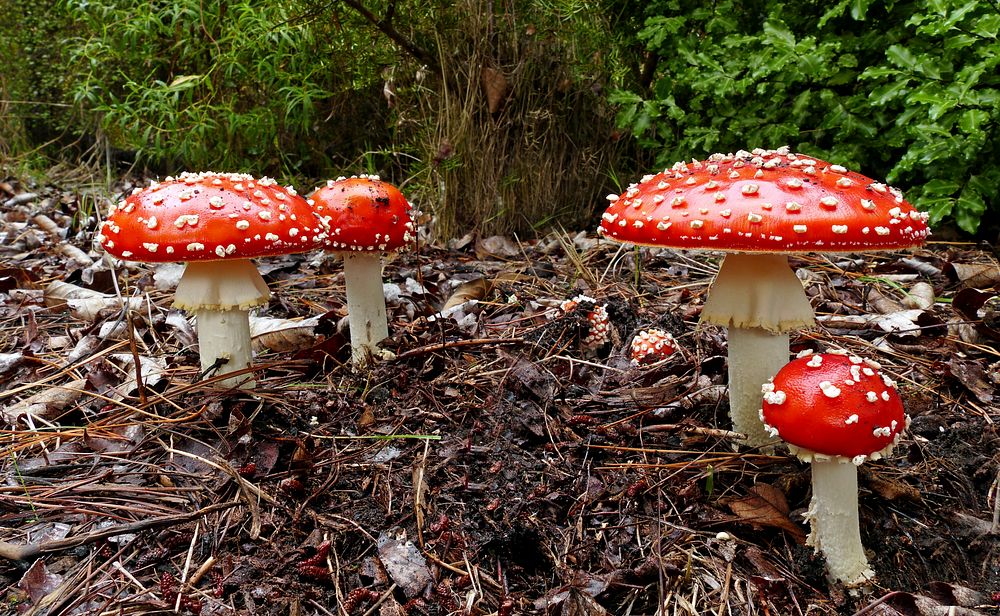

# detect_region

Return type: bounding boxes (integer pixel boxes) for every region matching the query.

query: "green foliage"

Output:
[0,0,81,156]
[61,0,395,179]
[612,0,1000,234]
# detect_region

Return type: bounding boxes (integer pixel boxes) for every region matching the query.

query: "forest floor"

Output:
[1,172,999,616]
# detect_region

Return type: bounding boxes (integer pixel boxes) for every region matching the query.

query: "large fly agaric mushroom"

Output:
[308,175,415,363]
[597,147,929,447]
[760,350,908,585]
[97,172,329,388]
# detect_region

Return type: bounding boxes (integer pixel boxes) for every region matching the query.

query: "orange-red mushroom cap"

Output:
[760,352,908,462]
[597,147,930,253]
[309,176,415,252]
[630,329,676,365]
[97,172,328,262]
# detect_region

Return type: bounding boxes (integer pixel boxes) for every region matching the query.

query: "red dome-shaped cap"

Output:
[98,172,329,262]
[309,175,415,252]
[597,147,930,253]
[630,329,676,365]
[760,351,908,463]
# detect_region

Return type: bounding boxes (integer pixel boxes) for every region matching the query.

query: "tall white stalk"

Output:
[807,459,874,585]
[342,252,389,364]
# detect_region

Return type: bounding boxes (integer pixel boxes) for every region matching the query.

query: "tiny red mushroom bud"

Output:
[560,294,611,348]
[630,328,677,365]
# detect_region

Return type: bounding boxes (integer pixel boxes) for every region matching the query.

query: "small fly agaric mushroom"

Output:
[760,351,908,585]
[597,147,929,447]
[560,294,611,349]
[97,172,329,388]
[308,175,415,363]
[630,328,676,365]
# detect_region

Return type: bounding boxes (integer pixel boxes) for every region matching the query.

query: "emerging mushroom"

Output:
[98,172,329,388]
[560,294,611,349]
[308,175,415,363]
[597,147,929,447]
[630,328,676,365]
[760,350,908,585]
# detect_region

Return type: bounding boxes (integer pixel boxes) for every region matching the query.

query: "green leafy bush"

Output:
[612,0,1000,234]
[62,0,392,179]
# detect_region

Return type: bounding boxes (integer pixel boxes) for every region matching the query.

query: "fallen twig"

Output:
[393,337,524,360]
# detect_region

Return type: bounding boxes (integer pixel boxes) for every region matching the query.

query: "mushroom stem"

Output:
[342,252,389,364]
[174,259,270,389]
[700,253,815,448]
[727,328,788,448]
[195,308,254,388]
[807,458,874,585]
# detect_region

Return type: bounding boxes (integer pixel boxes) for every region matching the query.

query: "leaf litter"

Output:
[1,175,999,615]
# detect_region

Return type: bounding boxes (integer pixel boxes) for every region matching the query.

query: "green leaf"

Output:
[869,80,910,105]
[922,196,954,225]
[922,179,961,195]
[763,20,796,50]
[166,74,202,91]
[974,14,1000,39]
[955,186,986,234]
[958,109,989,133]
[886,45,917,71]
[850,0,873,20]
[969,174,998,199]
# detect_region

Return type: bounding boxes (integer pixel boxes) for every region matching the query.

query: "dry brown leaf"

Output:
[44,281,144,321]
[3,378,88,425]
[376,531,433,598]
[901,281,935,310]
[864,470,923,504]
[109,353,168,395]
[946,261,1000,288]
[727,483,807,543]
[18,559,64,605]
[441,277,489,312]
[562,587,610,616]
[929,581,989,608]
[947,356,995,403]
[250,315,321,353]
[475,235,520,259]
[481,66,509,114]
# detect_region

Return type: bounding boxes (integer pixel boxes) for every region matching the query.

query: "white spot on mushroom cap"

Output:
[819,381,841,398]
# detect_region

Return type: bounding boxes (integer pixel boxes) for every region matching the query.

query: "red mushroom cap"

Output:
[597,147,930,253]
[561,295,611,348]
[309,175,415,252]
[98,172,328,262]
[630,329,677,365]
[760,351,908,462]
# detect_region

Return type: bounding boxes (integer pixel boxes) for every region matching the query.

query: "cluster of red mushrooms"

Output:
[98,171,415,385]
[97,147,929,587]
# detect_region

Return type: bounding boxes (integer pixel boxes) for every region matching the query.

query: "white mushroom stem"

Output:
[342,252,389,364]
[194,309,254,388]
[806,458,875,585]
[174,259,270,389]
[728,328,789,446]
[700,253,815,448]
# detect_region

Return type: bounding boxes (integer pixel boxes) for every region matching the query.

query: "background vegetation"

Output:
[2,0,997,237]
